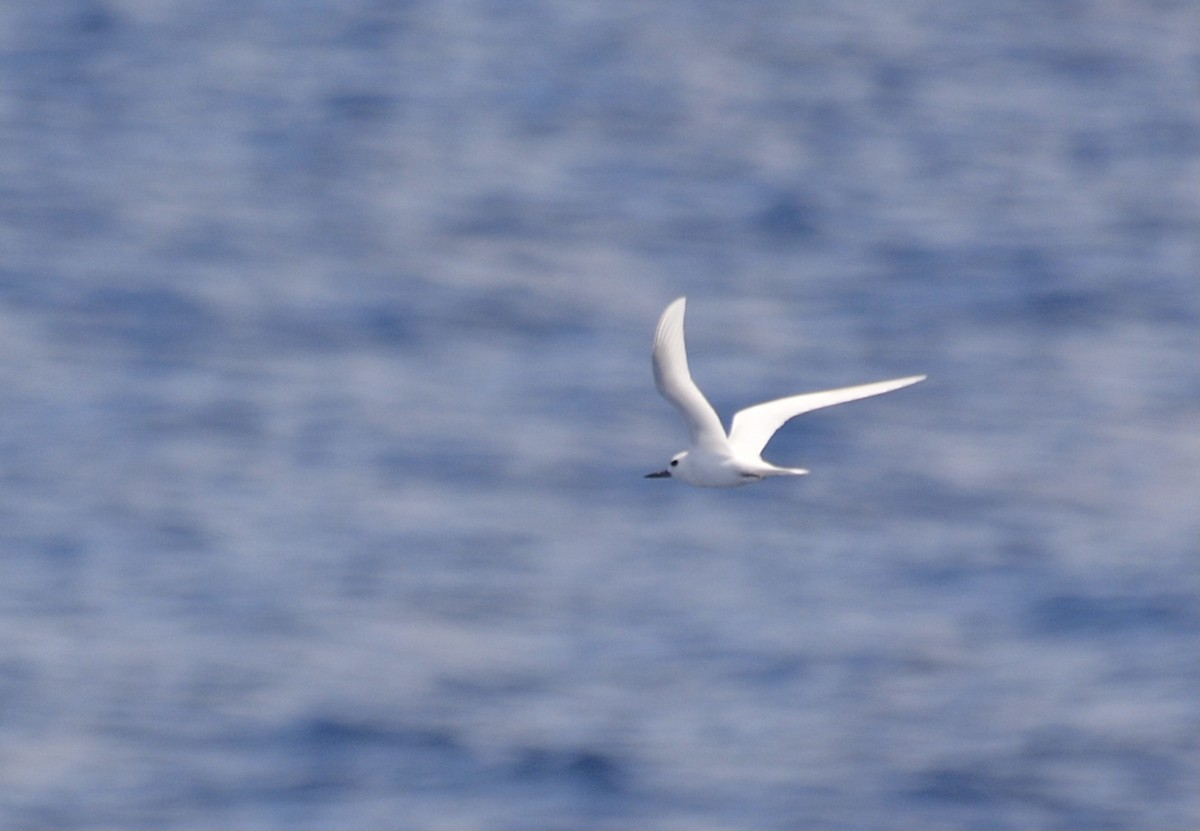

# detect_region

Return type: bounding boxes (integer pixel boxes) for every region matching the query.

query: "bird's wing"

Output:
[652,297,728,451]
[728,374,926,457]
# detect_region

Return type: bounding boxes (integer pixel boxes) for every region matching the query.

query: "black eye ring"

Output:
[670,459,678,467]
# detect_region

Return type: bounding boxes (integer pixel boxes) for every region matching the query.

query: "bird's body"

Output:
[645,297,924,487]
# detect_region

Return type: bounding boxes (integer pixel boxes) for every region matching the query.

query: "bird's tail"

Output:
[764,464,809,477]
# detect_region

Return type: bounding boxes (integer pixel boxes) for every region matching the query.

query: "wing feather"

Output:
[652,298,727,450]
[728,375,926,457]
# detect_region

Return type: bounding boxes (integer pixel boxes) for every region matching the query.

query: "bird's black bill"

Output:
[644,470,671,478]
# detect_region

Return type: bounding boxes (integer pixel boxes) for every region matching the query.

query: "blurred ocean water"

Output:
[0,1,1197,828]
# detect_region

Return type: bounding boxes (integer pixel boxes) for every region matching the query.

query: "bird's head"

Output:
[644,451,686,480]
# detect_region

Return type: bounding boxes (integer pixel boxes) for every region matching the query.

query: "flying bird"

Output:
[645,297,924,487]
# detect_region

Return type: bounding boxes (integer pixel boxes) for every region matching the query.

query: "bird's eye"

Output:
[670,459,678,467]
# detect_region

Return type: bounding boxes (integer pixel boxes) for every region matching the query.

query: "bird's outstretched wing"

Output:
[652,297,728,451]
[728,375,926,457]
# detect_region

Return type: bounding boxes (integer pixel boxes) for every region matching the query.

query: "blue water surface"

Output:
[1,1,1197,828]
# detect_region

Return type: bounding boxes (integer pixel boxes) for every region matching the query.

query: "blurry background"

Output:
[1,1,1197,828]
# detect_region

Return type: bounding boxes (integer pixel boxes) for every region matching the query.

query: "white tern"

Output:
[645,297,925,487]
